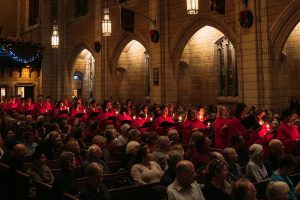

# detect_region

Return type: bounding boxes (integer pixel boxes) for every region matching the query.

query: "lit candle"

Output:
[84,109,86,113]
[116,111,119,115]
[266,124,270,131]
[179,116,182,122]
[150,117,153,121]
[207,122,211,127]
[133,115,136,120]
[145,114,148,118]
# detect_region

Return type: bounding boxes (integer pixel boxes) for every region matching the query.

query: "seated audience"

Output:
[189,135,211,171]
[246,144,269,182]
[92,135,111,162]
[81,144,110,174]
[223,147,243,183]
[27,150,54,198]
[2,143,26,172]
[264,139,285,176]
[80,162,110,200]
[266,181,290,200]
[121,140,140,171]
[23,131,38,157]
[116,123,130,146]
[152,136,172,170]
[202,159,232,200]
[65,139,82,167]
[231,178,257,200]
[167,160,205,200]
[53,151,78,200]
[270,154,297,200]
[160,150,184,186]
[131,143,163,185]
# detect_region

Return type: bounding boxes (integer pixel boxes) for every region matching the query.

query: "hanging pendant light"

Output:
[186,0,199,15]
[102,6,111,36]
[51,24,59,48]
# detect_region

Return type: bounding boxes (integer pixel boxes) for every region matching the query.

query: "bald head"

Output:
[176,160,196,188]
[13,144,26,159]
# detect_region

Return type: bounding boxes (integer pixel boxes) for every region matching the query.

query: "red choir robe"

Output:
[182,119,206,144]
[154,114,175,136]
[25,102,35,115]
[214,117,231,149]
[277,122,300,155]
[116,112,133,131]
[98,109,116,130]
[133,116,153,134]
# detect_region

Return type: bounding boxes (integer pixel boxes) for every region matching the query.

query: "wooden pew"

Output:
[0,163,11,200]
[110,152,124,161]
[109,182,161,200]
[63,193,80,200]
[106,160,122,172]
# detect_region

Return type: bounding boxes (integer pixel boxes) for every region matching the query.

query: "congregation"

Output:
[1,95,300,200]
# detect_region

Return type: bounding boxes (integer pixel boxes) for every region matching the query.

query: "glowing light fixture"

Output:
[102,6,111,36]
[186,0,199,15]
[51,24,59,48]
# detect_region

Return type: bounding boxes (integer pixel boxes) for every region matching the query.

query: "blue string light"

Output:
[7,49,41,64]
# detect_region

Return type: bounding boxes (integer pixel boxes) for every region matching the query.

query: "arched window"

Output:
[216,37,238,96]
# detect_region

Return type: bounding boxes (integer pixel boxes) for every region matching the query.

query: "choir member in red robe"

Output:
[17,98,26,114]
[133,104,153,134]
[154,105,175,136]
[277,109,300,155]
[87,99,100,122]
[182,108,206,144]
[54,101,69,120]
[228,103,248,146]
[8,96,19,112]
[126,99,136,116]
[98,100,116,130]
[71,102,85,122]
[214,105,231,149]
[116,106,133,131]
[25,97,35,115]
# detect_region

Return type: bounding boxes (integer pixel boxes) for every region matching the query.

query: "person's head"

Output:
[171,144,185,157]
[127,128,141,142]
[231,134,245,150]
[46,131,61,143]
[248,144,263,160]
[13,143,26,160]
[92,135,106,148]
[87,144,102,162]
[86,162,104,189]
[268,139,284,157]
[232,178,257,200]
[197,106,206,118]
[195,135,211,153]
[223,147,238,165]
[72,127,84,141]
[188,131,203,147]
[266,181,290,200]
[278,154,297,176]
[206,159,229,182]
[154,136,171,153]
[187,108,197,120]
[217,105,228,118]
[104,128,117,142]
[210,151,225,161]
[32,150,46,167]
[167,150,184,173]
[7,129,16,140]
[103,100,112,110]
[167,129,179,144]
[65,139,80,154]
[120,123,130,136]
[126,141,140,155]
[176,160,196,188]
[60,151,76,171]
[24,131,35,144]
[135,143,151,164]
[235,103,247,119]
[161,105,169,116]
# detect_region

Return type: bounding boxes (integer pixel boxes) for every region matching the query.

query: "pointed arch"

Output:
[65,41,96,76]
[269,0,300,62]
[170,13,236,70]
[110,33,150,70]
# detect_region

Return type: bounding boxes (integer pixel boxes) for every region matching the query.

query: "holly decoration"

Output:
[149,30,159,43]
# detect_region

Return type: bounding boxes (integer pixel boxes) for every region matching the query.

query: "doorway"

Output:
[16,86,34,99]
